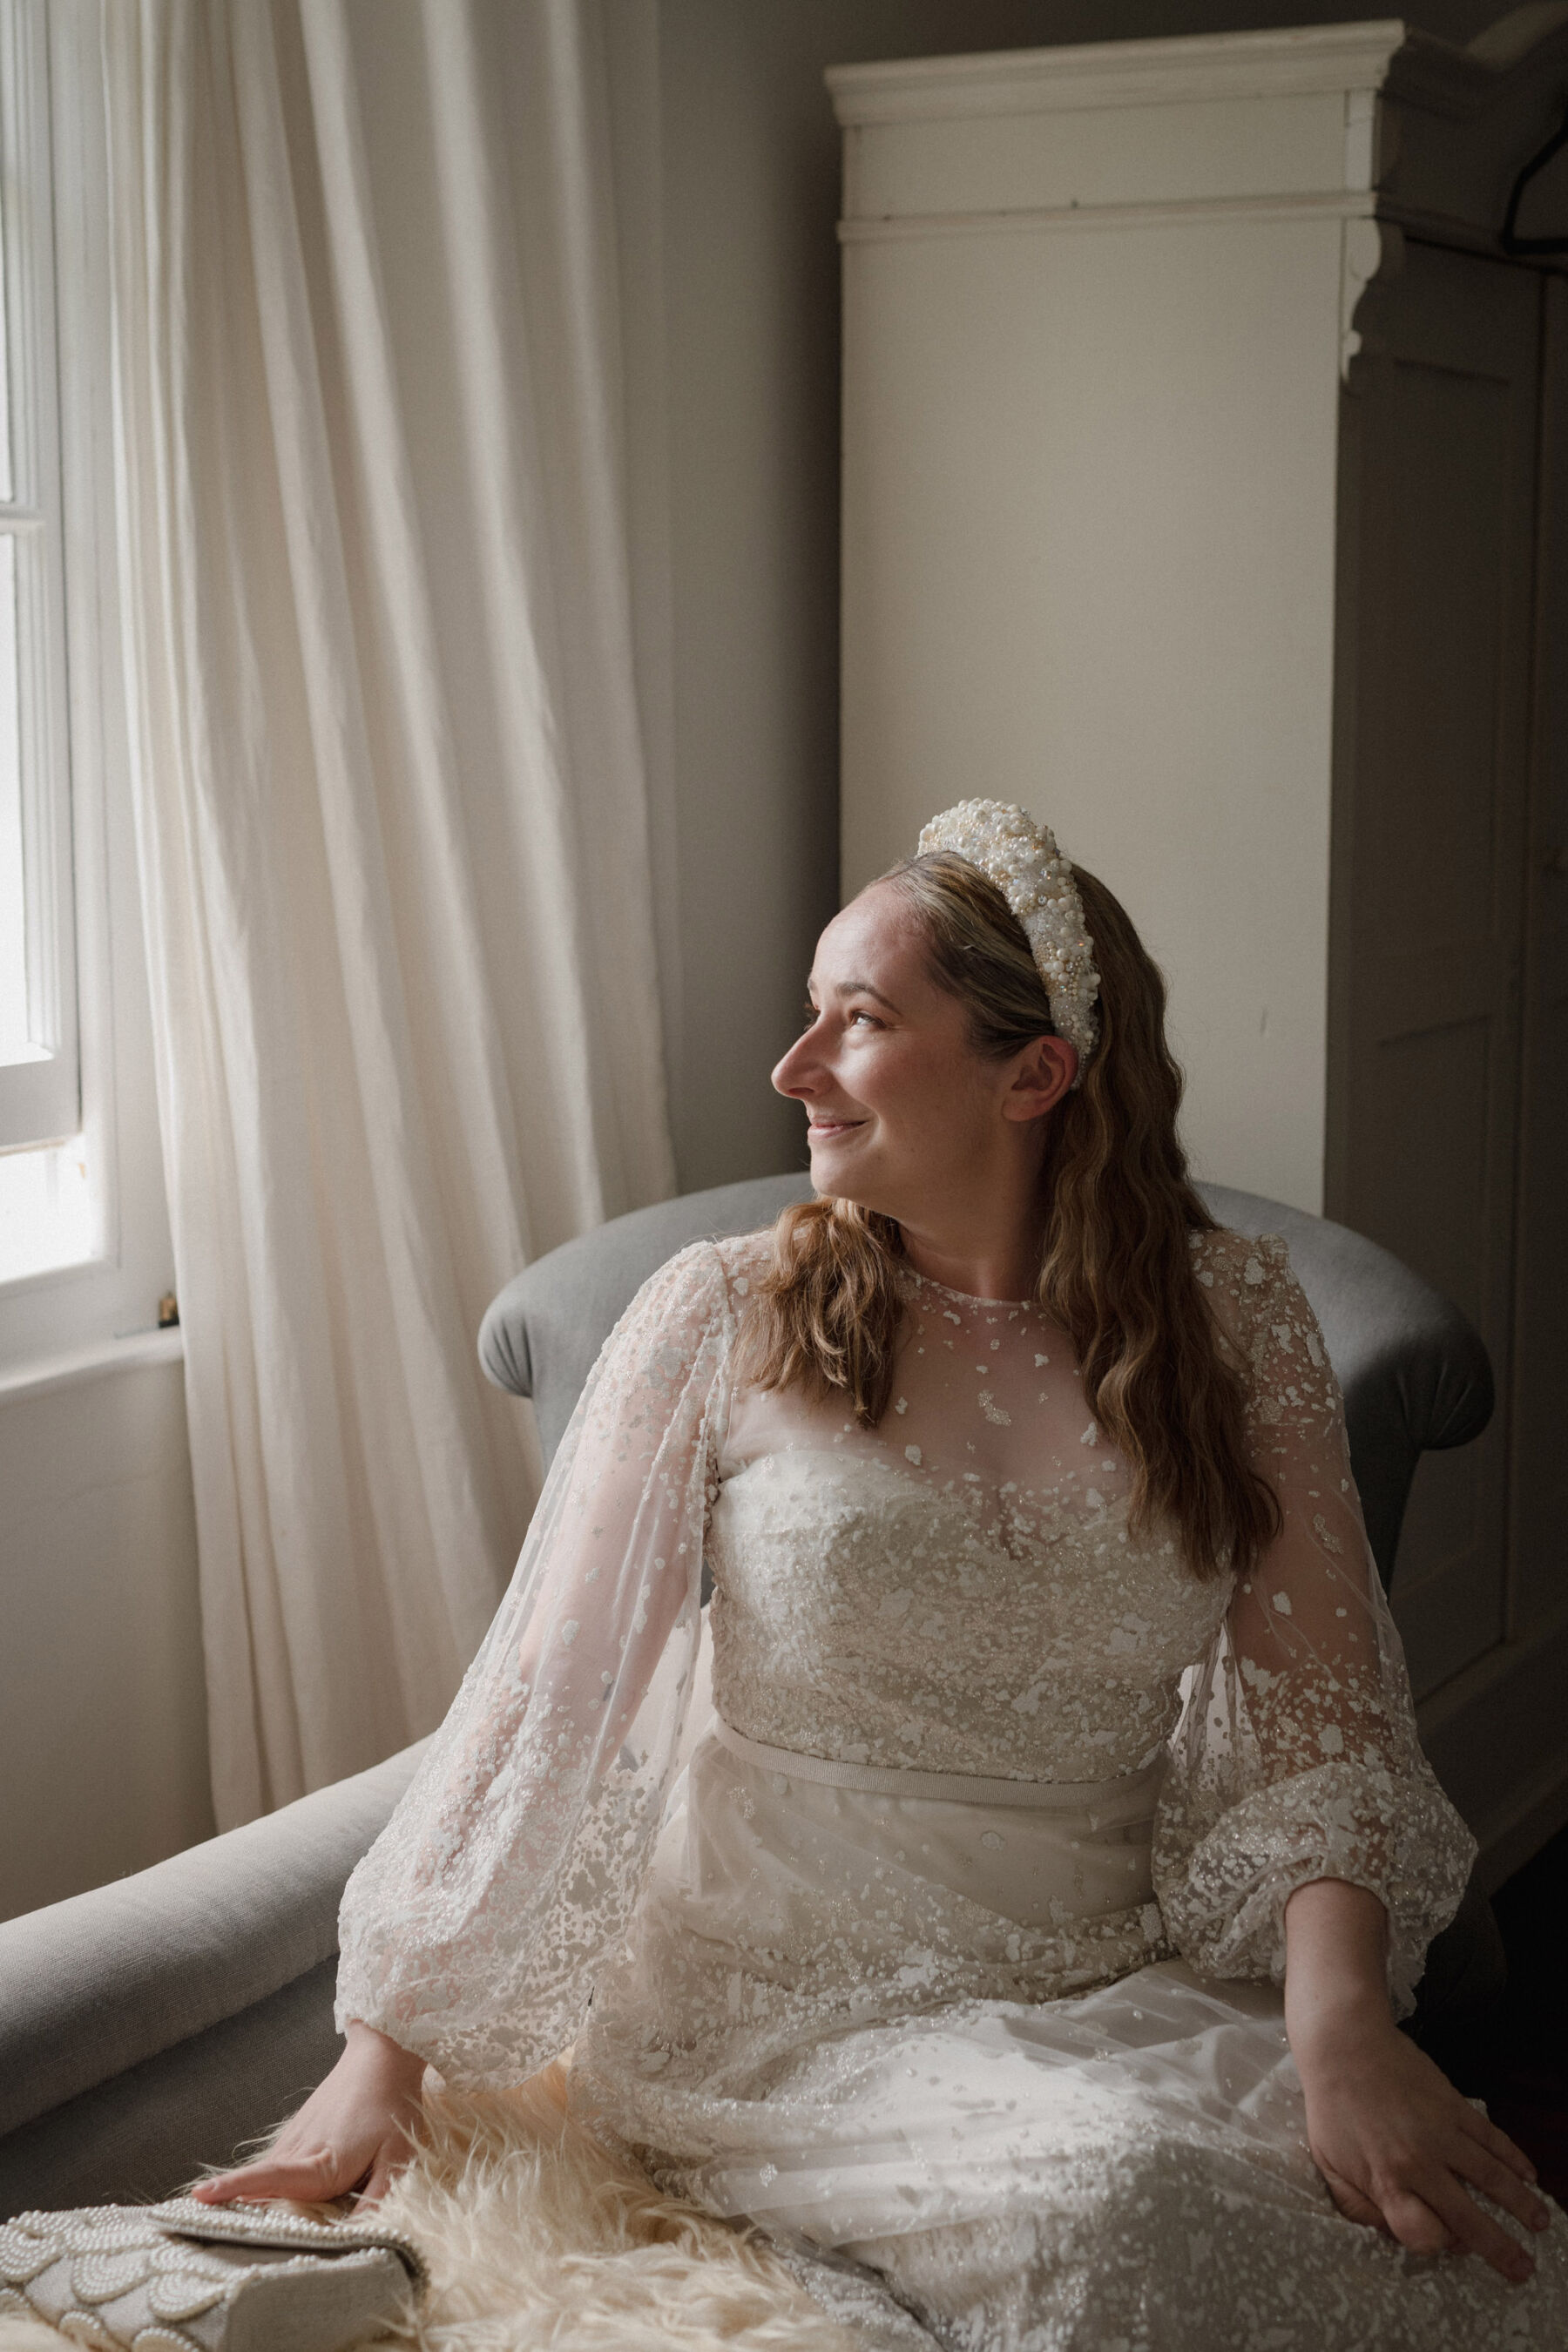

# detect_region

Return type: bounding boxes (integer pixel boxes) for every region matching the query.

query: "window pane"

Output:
[0,1135,91,1281]
[0,162,10,510]
[0,141,11,504]
[0,531,28,1064]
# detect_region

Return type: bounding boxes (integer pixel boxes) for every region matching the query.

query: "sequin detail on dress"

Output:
[338,1228,1568,2349]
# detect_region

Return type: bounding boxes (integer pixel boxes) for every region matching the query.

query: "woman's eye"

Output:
[798,1004,880,1031]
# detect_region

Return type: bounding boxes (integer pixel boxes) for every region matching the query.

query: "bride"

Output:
[197,802,1565,2347]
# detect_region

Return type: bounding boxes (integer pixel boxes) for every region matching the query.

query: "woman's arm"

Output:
[328,1240,733,2089]
[1158,1238,1551,2281]
[1158,1235,1477,2001]
[1283,1876,1549,2283]
[194,1241,735,2209]
[193,2020,426,2207]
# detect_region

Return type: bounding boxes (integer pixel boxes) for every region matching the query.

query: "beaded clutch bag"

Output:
[0,2195,428,2352]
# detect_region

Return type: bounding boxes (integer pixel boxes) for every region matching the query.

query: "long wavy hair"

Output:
[739,850,1281,1582]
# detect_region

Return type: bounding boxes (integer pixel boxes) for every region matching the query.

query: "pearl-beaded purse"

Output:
[0,2195,427,2351]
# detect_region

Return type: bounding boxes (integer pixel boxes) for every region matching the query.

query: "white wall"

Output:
[623,0,1510,1196]
[0,738,206,1916]
[836,91,1353,1213]
[0,1344,211,1922]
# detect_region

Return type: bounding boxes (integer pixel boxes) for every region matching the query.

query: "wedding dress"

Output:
[336,1226,1568,2349]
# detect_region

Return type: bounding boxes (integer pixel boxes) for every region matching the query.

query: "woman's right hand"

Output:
[191,2020,427,2208]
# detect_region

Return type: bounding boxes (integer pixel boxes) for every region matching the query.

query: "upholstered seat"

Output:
[0,1175,1503,2220]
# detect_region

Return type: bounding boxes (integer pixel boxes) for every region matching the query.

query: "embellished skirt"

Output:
[571,1725,1568,2350]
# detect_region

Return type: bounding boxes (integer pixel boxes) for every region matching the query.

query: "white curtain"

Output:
[102,0,677,1829]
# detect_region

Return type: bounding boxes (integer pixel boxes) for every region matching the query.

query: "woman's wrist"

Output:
[1287,1983,1398,2081]
[343,2018,427,2087]
[1281,1876,1395,2075]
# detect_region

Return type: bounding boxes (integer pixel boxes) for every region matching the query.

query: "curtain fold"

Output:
[102,0,676,1828]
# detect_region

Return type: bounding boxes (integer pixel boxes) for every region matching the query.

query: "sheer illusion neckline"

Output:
[900,1263,1039,1311]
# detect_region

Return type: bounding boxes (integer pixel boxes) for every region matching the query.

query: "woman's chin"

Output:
[808,1150,858,1196]
[808,1159,882,1212]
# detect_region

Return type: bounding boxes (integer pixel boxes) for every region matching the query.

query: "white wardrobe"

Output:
[830,14,1568,1879]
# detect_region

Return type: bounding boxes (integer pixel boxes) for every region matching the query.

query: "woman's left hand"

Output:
[1284,1876,1551,2284]
[1292,2002,1551,2282]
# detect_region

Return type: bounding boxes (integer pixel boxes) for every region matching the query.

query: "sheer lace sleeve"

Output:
[335,1240,734,2087]
[1153,1232,1476,2014]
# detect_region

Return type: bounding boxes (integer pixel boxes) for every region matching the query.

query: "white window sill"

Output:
[0,1321,184,1406]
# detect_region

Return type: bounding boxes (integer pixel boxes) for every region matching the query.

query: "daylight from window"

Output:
[0,19,91,1294]
[0,515,85,1283]
[0,532,33,1066]
[0,1137,90,1281]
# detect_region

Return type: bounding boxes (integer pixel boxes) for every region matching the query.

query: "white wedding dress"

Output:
[336,1226,1568,2349]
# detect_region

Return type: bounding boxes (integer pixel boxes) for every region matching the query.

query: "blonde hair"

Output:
[740,851,1281,1582]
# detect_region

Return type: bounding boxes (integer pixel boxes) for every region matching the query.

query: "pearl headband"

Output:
[916,800,1101,1085]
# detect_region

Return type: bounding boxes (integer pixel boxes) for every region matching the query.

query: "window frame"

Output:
[0,0,176,1375]
[0,0,78,1152]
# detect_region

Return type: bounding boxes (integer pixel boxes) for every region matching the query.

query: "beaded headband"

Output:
[916,800,1100,1085]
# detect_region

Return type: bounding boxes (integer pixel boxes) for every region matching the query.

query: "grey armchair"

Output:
[0,1174,1501,2223]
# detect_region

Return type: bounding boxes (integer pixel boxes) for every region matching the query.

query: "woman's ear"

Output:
[1001,1035,1078,1122]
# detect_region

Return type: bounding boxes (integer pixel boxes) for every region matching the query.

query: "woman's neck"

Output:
[896,1221,1046,1307]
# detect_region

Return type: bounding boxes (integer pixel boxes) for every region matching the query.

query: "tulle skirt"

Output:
[571,1723,1568,2349]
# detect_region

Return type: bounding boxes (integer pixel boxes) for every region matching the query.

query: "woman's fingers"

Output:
[1316,2164,1390,2234]
[354,2156,396,2210]
[1376,2184,1454,2261]
[1449,2134,1554,2236]
[193,2146,362,2206]
[187,2031,425,2211]
[1317,2109,1546,2282]
[1391,2169,1536,2284]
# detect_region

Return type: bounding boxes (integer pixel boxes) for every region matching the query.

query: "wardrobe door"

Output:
[1508,274,1568,1648]
[1328,241,1540,1700]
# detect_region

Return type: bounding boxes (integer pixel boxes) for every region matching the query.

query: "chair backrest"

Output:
[479,1173,1493,1588]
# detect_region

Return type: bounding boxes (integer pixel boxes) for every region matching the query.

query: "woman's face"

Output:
[771,882,1072,1229]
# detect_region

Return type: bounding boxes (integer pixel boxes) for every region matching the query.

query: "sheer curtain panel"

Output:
[102,0,676,1828]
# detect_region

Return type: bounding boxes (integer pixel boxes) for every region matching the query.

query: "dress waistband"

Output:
[713,1716,1165,1814]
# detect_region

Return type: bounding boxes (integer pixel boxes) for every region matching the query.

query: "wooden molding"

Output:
[832,14,1568,261]
[828,23,1409,125]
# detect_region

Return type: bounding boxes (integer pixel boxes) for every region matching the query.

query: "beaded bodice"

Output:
[710,1253,1228,1781]
[709,1450,1224,1786]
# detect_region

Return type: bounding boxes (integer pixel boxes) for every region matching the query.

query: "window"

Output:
[0,0,87,1281]
[0,0,174,1369]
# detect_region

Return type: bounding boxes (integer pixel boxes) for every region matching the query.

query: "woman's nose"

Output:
[772,1027,821,1100]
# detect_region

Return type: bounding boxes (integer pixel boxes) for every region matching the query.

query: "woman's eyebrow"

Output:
[806,977,902,1014]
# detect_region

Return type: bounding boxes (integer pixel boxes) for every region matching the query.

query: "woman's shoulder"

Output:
[1186,1225,1298,1355]
[711,1226,774,1286]
[1187,1223,1293,1293]
[1188,1223,1341,1402]
[632,1227,774,1326]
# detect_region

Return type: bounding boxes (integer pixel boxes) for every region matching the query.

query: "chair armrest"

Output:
[0,1740,428,2141]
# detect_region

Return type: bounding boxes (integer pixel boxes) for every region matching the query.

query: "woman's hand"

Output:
[191,2020,427,2209]
[1284,1878,1551,2283]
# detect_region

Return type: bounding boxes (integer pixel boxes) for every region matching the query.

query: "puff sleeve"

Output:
[335,1240,734,2087]
[1153,1233,1476,2014]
